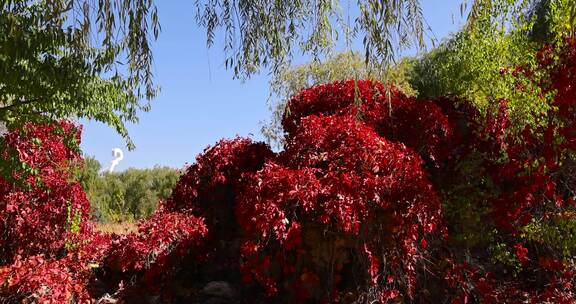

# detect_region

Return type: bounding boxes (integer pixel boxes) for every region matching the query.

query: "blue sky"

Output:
[81,0,467,171]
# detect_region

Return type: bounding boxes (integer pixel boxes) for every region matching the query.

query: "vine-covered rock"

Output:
[3,38,576,303]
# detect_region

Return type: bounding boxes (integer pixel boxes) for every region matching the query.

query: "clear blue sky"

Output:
[81,0,467,171]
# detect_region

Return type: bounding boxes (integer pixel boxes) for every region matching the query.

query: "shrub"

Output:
[0,121,111,303]
[0,121,90,263]
[3,38,576,303]
[99,207,207,299]
[238,114,444,301]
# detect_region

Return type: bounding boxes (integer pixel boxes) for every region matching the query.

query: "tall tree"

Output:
[0,0,159,148]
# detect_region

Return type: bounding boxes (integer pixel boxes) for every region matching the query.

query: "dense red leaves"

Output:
[103,207,207,295]
[282,113,442,237]
[3,38,576,303]
[236,162,320,241]
[166,137,273,213]
[238,115,443,300]
[164,138,274,275]
[105,209,207,274]
[0,121,90,262]
[0,121,104,303]
[0,229,120,303]
[283,80,456,166]
[0,254,92,303]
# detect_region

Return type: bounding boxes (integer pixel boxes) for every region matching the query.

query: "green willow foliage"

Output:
[195,0,427,79]
[409,0,575,129]
[259,0,574,147]
[195,0,569,82]
[78,157,180,222]
[0,1,159,149]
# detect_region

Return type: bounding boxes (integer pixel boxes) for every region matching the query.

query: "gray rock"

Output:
[202,281,236,299]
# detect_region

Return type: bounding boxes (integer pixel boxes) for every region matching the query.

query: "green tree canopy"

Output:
[0,0,159,149]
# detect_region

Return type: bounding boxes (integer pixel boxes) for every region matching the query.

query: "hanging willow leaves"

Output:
[195,0,428,80]
[196,0,571,81]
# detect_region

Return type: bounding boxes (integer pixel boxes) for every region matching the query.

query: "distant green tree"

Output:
[84,165,180,222]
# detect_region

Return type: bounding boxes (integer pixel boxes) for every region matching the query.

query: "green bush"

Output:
[408,0,575,131]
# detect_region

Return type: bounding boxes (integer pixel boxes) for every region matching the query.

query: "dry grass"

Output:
[94,221,139,234]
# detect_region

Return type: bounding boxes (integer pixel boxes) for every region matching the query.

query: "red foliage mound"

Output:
[3,38,576,303]
[99,208,208,300]
[166,138,274,232]
[238,114,443,301]
[283,80,455,165]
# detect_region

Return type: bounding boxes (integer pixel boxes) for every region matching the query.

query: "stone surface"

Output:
[202,281,236,299]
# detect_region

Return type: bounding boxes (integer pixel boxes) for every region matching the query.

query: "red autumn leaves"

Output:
[1,38,576,303]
